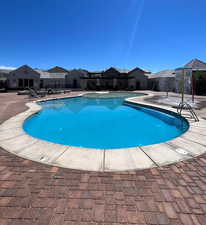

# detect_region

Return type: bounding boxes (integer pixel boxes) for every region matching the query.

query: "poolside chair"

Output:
[27,88,45,98]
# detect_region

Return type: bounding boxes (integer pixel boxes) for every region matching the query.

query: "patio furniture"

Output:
[27,88,46,98]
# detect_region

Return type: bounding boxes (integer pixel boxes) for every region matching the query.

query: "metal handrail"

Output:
[177,102,199,122]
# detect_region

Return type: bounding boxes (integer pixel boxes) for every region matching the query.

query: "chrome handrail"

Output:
[177,102,199,122]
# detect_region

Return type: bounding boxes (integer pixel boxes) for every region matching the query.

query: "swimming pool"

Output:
[23,92,189,149]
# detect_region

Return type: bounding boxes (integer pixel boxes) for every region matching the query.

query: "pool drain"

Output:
[40,156,47,161]
[175,148,189,155]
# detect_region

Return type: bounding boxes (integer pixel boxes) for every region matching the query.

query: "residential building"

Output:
[148,59,206,95]
[175,59,206,95]
[7,65,69,89]
[2,59,205,95]
[128,67,150,90]
[80,67,149,90]
[183,59,206,95]
[66,69,88,89]
[36,69,68,89]
[0,68,13,89]
[8,65,40,89]
[148,70,176,92]
[6,65,150,90]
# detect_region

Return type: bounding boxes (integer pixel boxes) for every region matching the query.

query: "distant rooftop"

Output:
[148,69,176,78]
[34,69,68,79]
[0,69,14,73]
[47,66,70,73]
[113,68,131,73]
[184,58,206,70]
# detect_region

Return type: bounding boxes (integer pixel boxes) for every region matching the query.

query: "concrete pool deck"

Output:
[1,92,206,225]
[0,92,206,172]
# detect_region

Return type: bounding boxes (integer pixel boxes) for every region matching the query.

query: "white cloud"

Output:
[0,66,16,70]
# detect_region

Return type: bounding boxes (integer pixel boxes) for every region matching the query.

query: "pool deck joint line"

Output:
[0,92,206,172]
[138,146,160,168]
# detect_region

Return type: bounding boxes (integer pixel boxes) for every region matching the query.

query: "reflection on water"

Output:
[40,97,124,113]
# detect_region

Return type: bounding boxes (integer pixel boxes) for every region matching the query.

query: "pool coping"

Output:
[0,92,206,172]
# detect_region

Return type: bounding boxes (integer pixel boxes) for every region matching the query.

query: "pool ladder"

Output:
[177,102,199,122]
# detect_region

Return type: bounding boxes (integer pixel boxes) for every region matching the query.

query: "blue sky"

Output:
[0,0,206,72]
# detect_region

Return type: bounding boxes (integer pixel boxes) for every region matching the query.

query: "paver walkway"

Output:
[0,92,206,225]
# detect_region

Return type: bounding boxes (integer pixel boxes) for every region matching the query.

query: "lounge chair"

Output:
[27,88,46,98]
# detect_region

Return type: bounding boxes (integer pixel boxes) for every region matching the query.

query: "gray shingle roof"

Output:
[148,70,176,78]
[0,69,13,74]
[128,67,150,74]
[47,66,70,73]
[185,59,206,70]
[34,70,68,79]
[104,67,130,74]
[89,67,150,74]
[113,68,131,73]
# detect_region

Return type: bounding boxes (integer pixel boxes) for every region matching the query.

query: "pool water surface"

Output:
[23,93,189,149]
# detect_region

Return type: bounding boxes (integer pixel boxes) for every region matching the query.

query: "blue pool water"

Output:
[23,93,189,149]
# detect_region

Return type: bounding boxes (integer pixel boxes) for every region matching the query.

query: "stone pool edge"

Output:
[0,92,206,172]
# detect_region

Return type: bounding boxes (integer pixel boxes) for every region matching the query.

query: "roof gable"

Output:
[104,67,131,74]
[128,67,147,74]
[184,59,206,70]
[11,65,39,74]
[104,67,120,74]
[12,65,32,72]
[47,66,69,73]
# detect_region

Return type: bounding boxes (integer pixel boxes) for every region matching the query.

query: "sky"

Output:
[0,0,206,72]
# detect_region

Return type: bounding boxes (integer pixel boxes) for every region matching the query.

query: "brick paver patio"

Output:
[0,92,206,225]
